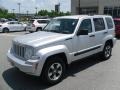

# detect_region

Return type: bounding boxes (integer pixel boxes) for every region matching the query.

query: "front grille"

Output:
[13,43,26,59]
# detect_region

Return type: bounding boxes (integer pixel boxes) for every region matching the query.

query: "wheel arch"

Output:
[36,27,42,31]
[2,27,9,32]
[44,52,68,68]
[36,45,71,76]
[105,39,113,48]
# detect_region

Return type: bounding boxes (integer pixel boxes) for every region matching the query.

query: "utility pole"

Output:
[26,10,29,21]
[26,10,29,16]
[12,9,15,15]
[35,7,38,15]
[17,3,21,20]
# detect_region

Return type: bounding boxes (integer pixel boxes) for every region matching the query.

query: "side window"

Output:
[14,22,18,24]
[9,22,14,24]
[93,18,105,31]
[106,18,113,29]
[79,19,92,33]
[17,22,20,24]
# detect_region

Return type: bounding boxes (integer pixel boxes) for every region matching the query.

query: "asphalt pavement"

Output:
[0,31,120,90]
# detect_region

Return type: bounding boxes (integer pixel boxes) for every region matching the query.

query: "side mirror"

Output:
[77,29,88,36]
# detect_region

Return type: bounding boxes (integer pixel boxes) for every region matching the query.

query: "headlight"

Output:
[25,48,33,60]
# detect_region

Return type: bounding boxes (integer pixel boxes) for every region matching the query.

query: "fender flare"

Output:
[37,45,71,63]
[35,45,71,75]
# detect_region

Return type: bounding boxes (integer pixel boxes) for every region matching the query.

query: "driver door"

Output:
[73,18,94,60]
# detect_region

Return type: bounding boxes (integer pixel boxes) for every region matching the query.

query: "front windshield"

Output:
[43,18,78,34]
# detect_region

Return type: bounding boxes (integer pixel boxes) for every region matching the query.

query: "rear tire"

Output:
[41,56,66,85]
[36,28,42,32]
[100,43,112,60]
[3,28,9,33]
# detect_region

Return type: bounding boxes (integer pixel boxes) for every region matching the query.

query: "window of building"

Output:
[105,18,113,29]
[104,6,120,18]
[93,18,105,31]
[79,7,98,14]
[79,19,92,33]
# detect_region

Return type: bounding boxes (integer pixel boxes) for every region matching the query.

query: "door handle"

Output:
[103,31,108,34]
[89,35,95,37]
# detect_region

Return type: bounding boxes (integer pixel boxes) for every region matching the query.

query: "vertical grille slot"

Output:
[13,43,26,59]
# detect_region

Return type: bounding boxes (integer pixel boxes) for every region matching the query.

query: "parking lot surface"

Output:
[0,31,120,90]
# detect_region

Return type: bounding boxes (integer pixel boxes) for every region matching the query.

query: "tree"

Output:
[38,10,71,17]
[0,8,16,18]
[38,10,49,16]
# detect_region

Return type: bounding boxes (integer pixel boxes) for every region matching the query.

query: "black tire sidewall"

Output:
[42,57,66,85]
[36,28,42,32]
[3,28,9,33]
[102,43,112,60]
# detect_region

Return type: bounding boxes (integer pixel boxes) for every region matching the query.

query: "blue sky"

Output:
[0,0,71,13]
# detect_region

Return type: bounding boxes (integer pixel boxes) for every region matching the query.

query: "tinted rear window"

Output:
[37,20,49,24]
[93,18,105,31]
[106,18,113,29]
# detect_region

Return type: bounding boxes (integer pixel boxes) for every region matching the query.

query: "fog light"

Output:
[31,56,40,60]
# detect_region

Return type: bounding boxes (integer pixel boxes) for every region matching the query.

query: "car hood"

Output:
[13,31,72,47]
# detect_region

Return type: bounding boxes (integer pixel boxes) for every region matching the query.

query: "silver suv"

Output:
[26,19,50,32]
[7,15,116,85]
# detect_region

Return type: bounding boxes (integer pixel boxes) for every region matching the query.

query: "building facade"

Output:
[71,0,120,17]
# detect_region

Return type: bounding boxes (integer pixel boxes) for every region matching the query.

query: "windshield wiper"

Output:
[60,31,71,34]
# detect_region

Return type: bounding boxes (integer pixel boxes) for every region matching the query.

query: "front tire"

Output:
[42,56,66,85]
[101,43,112,60]
[3,28,9,33]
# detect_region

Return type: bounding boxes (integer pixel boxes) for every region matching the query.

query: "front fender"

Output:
[37,45,71,63]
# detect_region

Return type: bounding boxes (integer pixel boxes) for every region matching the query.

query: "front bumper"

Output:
[113,37,117,46]
[7,50,40,76]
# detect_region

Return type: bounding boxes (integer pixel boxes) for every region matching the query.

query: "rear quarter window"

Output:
[93,18,105,31]
[106,17,113,29]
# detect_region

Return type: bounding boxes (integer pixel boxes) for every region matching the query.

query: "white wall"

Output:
[71,0,120,15]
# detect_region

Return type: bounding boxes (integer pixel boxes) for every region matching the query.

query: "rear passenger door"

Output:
[93,17,107,49]
[13,22,20,31]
